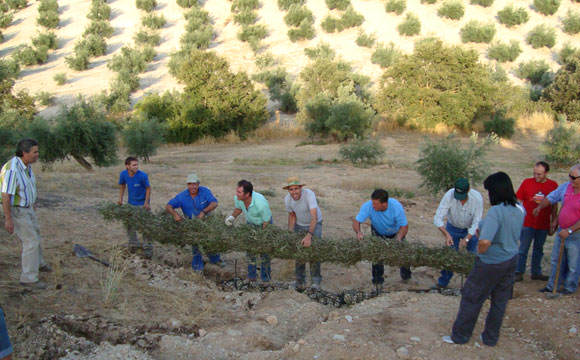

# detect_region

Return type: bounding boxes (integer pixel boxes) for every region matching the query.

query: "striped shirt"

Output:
[0,156,37,207]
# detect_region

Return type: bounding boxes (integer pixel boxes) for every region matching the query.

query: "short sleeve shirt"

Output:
[167,186,218,219]
[234,191,272,226]
[516,178,558,230]
[118,170,150,206]
[285,188,323,227]
[547,182,580,229]
[478,204,525,264]
[355,199,407,236]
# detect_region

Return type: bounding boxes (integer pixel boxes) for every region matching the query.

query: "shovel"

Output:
[546,236,566,300]
[73,244,110,267]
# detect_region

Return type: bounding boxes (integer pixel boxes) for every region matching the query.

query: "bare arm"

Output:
[300,208,318,247]
[2,193,13,234]
[165,204,182,222]
[352,219,363,240]
[557,218,580,241]
[118,184,126,205]
[438,226,453,246]
[395,225,409,242]
[197,201,218,219]
[232,208,242,218]
[533,198,552,217]
[288,212,296,231]
[478,239,492,254]
[144,186,151,209]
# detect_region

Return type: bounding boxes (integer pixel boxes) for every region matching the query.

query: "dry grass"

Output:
[99,246,130,307]
[515,111,554,137]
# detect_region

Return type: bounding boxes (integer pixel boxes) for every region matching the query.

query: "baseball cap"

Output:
[454,178,469,200]
[186,173,200,184]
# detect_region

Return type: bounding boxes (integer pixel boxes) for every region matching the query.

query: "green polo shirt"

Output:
[234,191,272,226]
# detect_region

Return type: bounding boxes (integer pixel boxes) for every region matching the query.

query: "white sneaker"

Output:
[442,335,455,344]
[311,283,320,290]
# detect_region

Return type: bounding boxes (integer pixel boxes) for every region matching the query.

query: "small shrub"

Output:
[180,27,214,50]
[176,0,197,8]
[136,0,157,12]
[371,42,401,68]
[108,46,148,74]
[562,10,580,35]
[255,53,275,69]
[438,0,464,20]
[84,20,114,37]
[284,5,313,27]
[470,0,493,7]
[558,43,579,65]
[487,40,521,62]
[398,13,421,36]
[12,45,48,66]
[543,54,580,122]
[142,14,166,29]
[542,121,580,165]
[385,0,405,15]
[38,0,58,12]
[533,0,560,16]
[0,12,13,28]
[278,0,304,11]
[31,32,58,50]
[238,24,267,42]
[526,24,556,49]
[37,10,59,28]
[122,117,164,162]
[516,60,551,84]
[356,31,375,47]
[231,0,259,12]
[483,109,515,138]
[416,134,489,194]
[6,0,27,10]
[65,50,90,71]
[341,6,364,28]
[234,9,258,26]
[53,72,66,85]
[339,138,384,166]
[421,0,437,3]
[287,19,315,42]
[304,43,335,60]
[325,0,350,11]
[134,29,161,47]
[321,16,340,33]
[75,34,107,57]
[34,91,53,106]
[141,46,156,62]
[497,6,529,27]
[88,0,111,21]
[460,21,495,43]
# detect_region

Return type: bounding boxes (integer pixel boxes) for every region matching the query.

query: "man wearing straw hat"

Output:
[284,176,323,290]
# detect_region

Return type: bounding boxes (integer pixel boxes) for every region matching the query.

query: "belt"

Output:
[13,205,31,208]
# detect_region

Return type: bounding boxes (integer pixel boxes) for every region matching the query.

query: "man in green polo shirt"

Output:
[225,179,273,282]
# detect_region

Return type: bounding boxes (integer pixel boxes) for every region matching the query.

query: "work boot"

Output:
[514,272,523,282]
[531,274,549,281]
[20,281,47,290]
[538,286,552,293]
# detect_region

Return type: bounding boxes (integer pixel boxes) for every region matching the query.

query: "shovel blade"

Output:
[73,244,91,258]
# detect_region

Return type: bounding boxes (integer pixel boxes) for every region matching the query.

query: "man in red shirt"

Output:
[515,161,558,282]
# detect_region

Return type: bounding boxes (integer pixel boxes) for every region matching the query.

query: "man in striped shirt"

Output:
[1,139,50,289]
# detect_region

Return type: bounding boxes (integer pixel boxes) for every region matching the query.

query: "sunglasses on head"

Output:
[569,174,580,180]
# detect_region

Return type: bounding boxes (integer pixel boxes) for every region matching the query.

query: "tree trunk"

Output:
[71,154,93,171]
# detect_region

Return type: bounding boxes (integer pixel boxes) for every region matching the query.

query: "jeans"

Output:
[516,227,548,275]
[0,307,12,359]
[371,227,412,284]
[438,222,478,287]
[191,246,221,271]
[294,222,322,286]
[451,256,517,346]
[247,218,273,282]
[546,231,580,293]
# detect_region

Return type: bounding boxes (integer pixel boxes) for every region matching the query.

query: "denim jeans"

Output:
[0,307,12,359]
[247,218,273,282]
[191,246,221,271]
[294,222,322,286]
[371,227,412,284]
[438,222,479,287]
[516,227,548,275]
[451,256,517,346]
[546,231,580,293]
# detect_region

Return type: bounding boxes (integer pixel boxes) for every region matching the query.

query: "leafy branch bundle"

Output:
[100,203,475,274]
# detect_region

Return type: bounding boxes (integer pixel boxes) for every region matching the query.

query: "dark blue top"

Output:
[118,170,150,206]
[167,186,218,219]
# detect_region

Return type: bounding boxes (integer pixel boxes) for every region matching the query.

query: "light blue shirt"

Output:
[355,199,407,236]
[546,181,570,204]
[478,204,525,264]
[234,191,272,226]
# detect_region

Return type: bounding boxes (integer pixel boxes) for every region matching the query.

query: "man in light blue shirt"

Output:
[352,189,411,292]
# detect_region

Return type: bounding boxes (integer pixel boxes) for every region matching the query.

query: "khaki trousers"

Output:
[12,207,46,283]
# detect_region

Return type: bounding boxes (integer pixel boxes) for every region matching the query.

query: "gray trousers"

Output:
[11,207,47,283]
[127,224,152,256]
[294,222,322,286]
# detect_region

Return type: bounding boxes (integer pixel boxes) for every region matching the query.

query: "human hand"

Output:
[301,234,312,247]
[225,215,235,226]
[4,218,13,234]
[459,238,467,249]
[445,234,453,247]
[143,203,150,210]
[117,200,122,206]
[532,206,541,217]
[356,231,364,241]
[197,212,205,219]
[558,229,570,240]
[173,214,183,222]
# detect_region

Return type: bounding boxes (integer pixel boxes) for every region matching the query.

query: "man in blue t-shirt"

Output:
[118,157,152,258]
[165,173,220,271]
[352,189,411,293]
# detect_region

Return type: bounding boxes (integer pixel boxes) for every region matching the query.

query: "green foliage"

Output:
[176,0,197,8]
[284,4,313,27]
[487,40,521,62]
[437,0,464,20]
[5,0,27,10]
[356,31,375,47]
[558,43,579,65]
[516,60,551,85]
[122,116,164,161]
[108,46,148,74]
[470,0,493,7]
[65,50,90,71]
[497,6,529,27]
[142,14,166,29]
[421,0,437,3]
[38,0,57,12]
[385,0,405,15]
[533,0,560,16]
[376,38,502,130]
[304,43,336,60]
[167,49,268,142]
[234,9,258,25]
[253,67,298,113]
[181,7,214,50]
[136,0,157,12]
[371,42,401,68]
[0,58,20,80]
[53,72,66,85]
[0,11,12,28]
[325,0,350,11]
[134,91,178,123]
[321,6,363,33]
[287,18,315,42]
[12,45,48,66]
[84,20,114,38]
[339,138,384,166]
[231,0,259,12]
[31,32,58,50]
[134,29,161,47]
[417,134,489,194]
[541,121,580,165]
[320,16,339,33]
[526,24,556,49]
[278,0,304,11]
[562,10,580,35]
[460,21,495,43]
[37,9,59,28]
[75,34,107,57]
[398,13,420,36]
[88,0,111,21]
[543,54,580,122]
[34,91,53,106]
[255,53,275,69]
[238,24,267,42]
[483,109,515,138]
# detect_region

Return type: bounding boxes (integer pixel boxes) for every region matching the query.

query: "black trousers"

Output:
[451,256,517,346]
[371,228,412,284]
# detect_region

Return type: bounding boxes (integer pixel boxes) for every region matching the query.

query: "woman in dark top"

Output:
[443,172,525,346]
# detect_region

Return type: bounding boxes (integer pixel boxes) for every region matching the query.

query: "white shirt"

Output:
[434,188,483,236]
[285,188,322,227]
[0,156,37,207]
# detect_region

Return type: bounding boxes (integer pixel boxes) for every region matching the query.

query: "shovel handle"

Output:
[552,237,566,294]
[89,255,110,267]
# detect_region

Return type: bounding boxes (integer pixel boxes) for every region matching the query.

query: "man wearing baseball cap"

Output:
[166,173,220,271]
[433,178,483,289]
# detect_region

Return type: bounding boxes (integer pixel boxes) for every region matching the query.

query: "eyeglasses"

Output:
[569,174,580,180]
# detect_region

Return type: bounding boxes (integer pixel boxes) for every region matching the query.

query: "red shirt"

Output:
[516,178,558,230]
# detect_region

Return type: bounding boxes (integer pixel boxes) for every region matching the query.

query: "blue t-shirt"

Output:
[355,199,408,236]
[167,186,218,219]
[118,170,150,206]
[478,204,525,264]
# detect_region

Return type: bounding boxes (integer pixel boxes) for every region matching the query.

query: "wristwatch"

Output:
[567,228,573,235]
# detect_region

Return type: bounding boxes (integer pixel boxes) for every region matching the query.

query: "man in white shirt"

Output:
[284,177,323,290]
[433,178,483,289]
